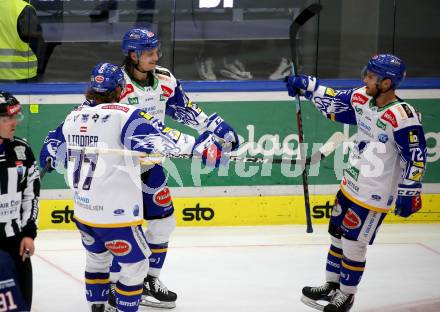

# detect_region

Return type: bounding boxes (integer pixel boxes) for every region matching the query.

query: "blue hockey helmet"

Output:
[90,62,125,93]
[364,54,406,89]
[121,27,160,56]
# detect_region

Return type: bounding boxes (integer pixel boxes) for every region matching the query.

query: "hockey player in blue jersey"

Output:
[0,250,29,311]
[108,27,240,309]
[40,62,225,312]
[285,54,427,312]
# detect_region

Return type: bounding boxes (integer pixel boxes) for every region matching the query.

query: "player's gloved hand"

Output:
[394,183,422,217]
[284,75,319,99]
[192,132,226,168]
[206,113,241,151]
[39,146,56,172]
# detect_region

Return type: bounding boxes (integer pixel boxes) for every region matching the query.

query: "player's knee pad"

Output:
[341,237,367,262]
[85,250,112,272]
[118,259,149,286]
[145,214,176,244]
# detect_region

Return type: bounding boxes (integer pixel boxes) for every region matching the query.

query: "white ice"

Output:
[31,224,440,312]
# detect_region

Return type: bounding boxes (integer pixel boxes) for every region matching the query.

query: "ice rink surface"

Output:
[31,224,440,312]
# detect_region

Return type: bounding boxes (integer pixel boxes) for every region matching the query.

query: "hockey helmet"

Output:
[90,62,126,93]
[364,54,406,89]
[121,27,160,56]
[0,91,21,117]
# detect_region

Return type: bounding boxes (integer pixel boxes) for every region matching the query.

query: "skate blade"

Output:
[300,295,326,311]
[140,296,176,309]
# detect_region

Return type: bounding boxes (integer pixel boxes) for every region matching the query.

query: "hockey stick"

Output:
[289,3,323,233]
[70,131,343,166]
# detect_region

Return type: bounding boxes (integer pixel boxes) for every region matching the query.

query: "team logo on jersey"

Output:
[15,161,24,178]
[378,133,388,143]
[153,187,172,207]
[102,104,129,112]
[81,114,90,122]
[161,85,173,97]
[113,209,125,216]
[128,97,139,105]
[376,119,387,130]
[381,109,398,128]
[105,240,132,256]
[92,113,99,122]
[352,93,369,105]
[13,146,26,160]
[342,208,361,229]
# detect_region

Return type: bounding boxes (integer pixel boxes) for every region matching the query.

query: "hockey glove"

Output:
[206,113,240,151]
[192,132,226,168]
[394,183,422,217]
[284,75,319,99]
[39,145,56,172]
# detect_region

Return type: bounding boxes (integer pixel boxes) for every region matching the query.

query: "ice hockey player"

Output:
[40,62,225,312]
[0,250,29,311]
[106,27,240,309]
[285,54,427,312]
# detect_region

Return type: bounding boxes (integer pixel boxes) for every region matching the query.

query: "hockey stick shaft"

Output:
[289,3,323,233]
[69,131,343,166]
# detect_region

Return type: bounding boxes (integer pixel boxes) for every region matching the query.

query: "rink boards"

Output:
[37,193,440,229]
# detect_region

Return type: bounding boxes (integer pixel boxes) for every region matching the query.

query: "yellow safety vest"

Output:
[0,0,38,80]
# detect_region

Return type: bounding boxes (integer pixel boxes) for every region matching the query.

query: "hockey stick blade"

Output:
[289,3,323,62]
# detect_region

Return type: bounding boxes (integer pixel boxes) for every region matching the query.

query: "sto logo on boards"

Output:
[51,205,74,223]
[182,203,215,221]
[312,201,333,219]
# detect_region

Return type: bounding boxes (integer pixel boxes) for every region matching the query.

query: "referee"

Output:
[0,91,40,310]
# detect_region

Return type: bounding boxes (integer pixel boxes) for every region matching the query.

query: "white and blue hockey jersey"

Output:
[120,66,210,132]
[45,102,196,227]
[310,86,426,212]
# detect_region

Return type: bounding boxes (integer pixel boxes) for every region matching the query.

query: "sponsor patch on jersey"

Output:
[352,93,369,105]
[92,114,99,122]
[342,208,361,229]
[139,110,154,121]
[13,146,26,160]
[120,84,134,100]
[79,230,95,246]
[408,166,423,182]
[15,161,24,177]
[161,85,173,97]
[325,88,336,97]
[133,204,140,217]
[80,126,87,133]
[401,104,414,118]
[396,105,408,120]
[380,109,398,128]
[409,129,419,146]
[153,187,172,207]
[371,194,381,201]
[344,167,359,181]
[355,106,363,115]
[378,133,388,143]
[81,114,90,122]
[102,104,130,113]
[105,240,132,256]
[188,101,202,114]
[113,209,125,216]
[162,127,181,143]
[128,97,139,105]
[101,114,111,123]
[376,119,387,130]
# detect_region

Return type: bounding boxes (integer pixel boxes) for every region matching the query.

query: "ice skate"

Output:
[323,289,354,312]
[91,303,105,312]
[140,275,177,309]
[301,282,339,311]
[105,284,117,312]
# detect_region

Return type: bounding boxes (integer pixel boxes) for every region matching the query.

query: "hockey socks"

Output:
[115,281,143,312]
[340,256,365,294]
[326,244,343,281]
[148,242,168,275]
[85,271,110,303]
